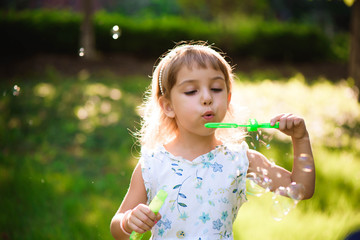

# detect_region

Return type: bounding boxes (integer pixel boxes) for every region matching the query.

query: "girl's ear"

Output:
[227,92,232,107]
[159,96,175,118]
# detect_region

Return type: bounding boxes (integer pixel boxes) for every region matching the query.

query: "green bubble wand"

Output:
[205,118,279,132]
[129,190,168,240]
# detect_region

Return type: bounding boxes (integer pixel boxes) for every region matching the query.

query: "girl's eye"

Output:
[211,88,223,92]
[184,90,197,95]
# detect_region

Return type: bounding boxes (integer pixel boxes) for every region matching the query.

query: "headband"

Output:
[158,66,164,95]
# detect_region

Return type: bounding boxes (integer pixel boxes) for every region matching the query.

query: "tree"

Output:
[80,0,97,60]
[348,0,360,101]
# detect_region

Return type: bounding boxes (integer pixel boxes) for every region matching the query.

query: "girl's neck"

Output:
[164,133,222,161]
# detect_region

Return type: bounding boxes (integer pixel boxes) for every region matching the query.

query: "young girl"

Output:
[110,42,315,240]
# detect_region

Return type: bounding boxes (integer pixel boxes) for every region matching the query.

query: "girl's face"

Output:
[163,64,230,138]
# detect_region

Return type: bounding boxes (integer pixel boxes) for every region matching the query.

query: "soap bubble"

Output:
[298,153,313,172]
[286,182,305,201]
[246,172,272,196]
[79,47,85,57]
[259,139,271,149]
[274,186,288,197]
[270,186,297,221]
[246,178,266,197]
[13,85,20,96]
[111,25,121,39]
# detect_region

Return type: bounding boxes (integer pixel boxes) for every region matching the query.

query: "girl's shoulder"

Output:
[141,145,167,158]
[139,145,170,166]
[223,140,249,153]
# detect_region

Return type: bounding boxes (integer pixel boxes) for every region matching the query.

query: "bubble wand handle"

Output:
[204,119,279,132]
[129,190,168,240]
[257,123,279,128]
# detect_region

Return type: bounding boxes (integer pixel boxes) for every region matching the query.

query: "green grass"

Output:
[1,69,359,239]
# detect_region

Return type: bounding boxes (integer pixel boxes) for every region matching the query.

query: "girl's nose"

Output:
[201,90,213,105]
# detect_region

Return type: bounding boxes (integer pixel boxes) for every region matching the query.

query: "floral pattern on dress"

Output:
[140,142,249,240]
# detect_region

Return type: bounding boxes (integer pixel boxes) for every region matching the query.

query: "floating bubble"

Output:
[79,47,85,57]
[246,178,266,197]
[259,177,272,192]
[246,172,272,196]
[271,198,287,221]
[286,182,305,201]
[13,85,20,96]
[270,186,297,221]
[274,186,288,197]
[111,25,121,39]
[261,168,269,176]
[298,153,313,172]
[259,139,270,149]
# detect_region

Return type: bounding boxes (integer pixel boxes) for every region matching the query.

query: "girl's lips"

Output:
[202,111,214,120]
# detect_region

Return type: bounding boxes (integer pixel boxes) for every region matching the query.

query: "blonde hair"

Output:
[136,41,245,148]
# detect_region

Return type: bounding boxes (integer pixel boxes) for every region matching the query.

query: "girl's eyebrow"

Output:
[177,76,225,86]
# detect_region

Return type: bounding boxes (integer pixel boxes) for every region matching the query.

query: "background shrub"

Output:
[0,9,346,61]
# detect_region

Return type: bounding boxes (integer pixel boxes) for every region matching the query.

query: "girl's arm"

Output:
[247,113,315,199]
[110,163,161,240]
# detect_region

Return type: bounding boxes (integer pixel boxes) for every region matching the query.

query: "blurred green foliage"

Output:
[0,9,349,61]
[1,68,359,239]
[0,70,147,239]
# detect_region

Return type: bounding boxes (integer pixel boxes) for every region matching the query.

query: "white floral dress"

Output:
[140,142,249,240]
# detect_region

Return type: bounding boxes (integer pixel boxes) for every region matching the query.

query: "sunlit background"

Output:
[1,0,360,240]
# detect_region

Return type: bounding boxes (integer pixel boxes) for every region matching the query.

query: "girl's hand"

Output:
[125,204,161,234]
[270,113,308,140]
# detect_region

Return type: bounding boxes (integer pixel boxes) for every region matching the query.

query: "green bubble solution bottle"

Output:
[129,190,168,240]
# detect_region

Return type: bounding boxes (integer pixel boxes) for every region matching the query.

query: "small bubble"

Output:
[246,178,265,197]
[286,182,305,201]
[79,47,85,57]
[41,179,45,183]
[270,187,297,221]
[246,172,271,196]
[13,85,21,96]
[271,199,286,221]
[259,139,269,148]
[261,168,269,176]
[298,153,313,172]
[274,186,287,197]
[111,25,121,39]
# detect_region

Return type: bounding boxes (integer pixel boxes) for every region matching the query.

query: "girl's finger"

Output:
[129,214,152,233]
[286,115,294,129]
[278,114,290,130]
[128,208,156,232]
[294,117,303,127]
[270,113,285,125]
